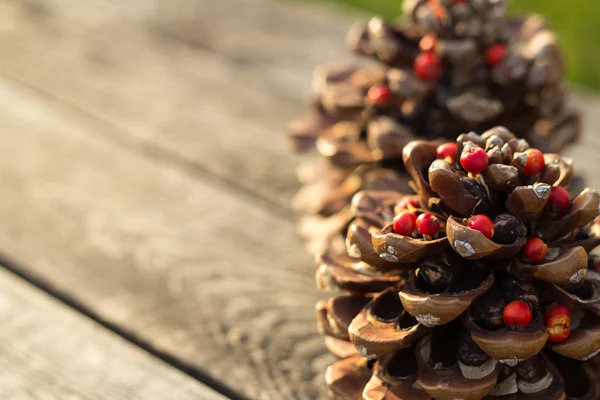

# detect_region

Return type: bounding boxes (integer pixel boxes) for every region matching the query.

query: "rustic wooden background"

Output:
[0,0,599,398]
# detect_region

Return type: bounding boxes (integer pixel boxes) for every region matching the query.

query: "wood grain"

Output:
[0,268,226,399]
[564,92,600,189]
[0,0,328,212]
[112,0,354,94]
[0,75,334,399]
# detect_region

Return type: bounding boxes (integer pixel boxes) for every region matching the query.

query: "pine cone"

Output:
[289,0,579,255]
[318,127,600,399]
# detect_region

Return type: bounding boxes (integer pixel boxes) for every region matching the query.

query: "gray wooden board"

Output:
[111,0,354,95]
[0,75,333,399]
[0,268,226,400]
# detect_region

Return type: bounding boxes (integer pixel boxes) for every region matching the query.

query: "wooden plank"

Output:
[110,0,354,94]
[564,92,600,188]
[0,0,326,212]
[0,268,227,400]
[0,75,333,399]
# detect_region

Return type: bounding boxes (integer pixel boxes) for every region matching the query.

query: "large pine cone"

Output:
[289,0,579,256]
[318,127,600,400]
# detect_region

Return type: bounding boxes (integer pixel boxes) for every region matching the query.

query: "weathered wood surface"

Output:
[0,74,331,399]
[0,0,330,214]
[0,268,226,399]
[0,0,599,399]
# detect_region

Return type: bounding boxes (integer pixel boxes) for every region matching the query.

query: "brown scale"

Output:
[458,328,490,367]
[547,353,597,399]
[348,288,427,360]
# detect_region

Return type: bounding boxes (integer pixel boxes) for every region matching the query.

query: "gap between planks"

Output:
[0,266,228,400]
[0,254,249,400]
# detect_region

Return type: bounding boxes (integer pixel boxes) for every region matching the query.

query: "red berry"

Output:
[419,34,437,53]
[486,43,507,66]
[366,84,393,105]
[549,186,571,213]
[593,257,600,271]
[467,215,495,239]
[396,196,419,212]
[393,211,417,236]
[545,304,571,321]
[523,238,548,264]
[427,0,448,21]
[460,146,489,174]
[414,52,442,82]
[503,300,533,329]
[546,313,571,343]
[436,142,458,161]
[416,213,440,236]
[522,149,546,176]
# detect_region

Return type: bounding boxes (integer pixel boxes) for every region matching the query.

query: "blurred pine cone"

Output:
[289,0,579,255]
[318,127,600,400]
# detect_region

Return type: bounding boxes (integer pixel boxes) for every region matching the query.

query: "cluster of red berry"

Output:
[439,137,552,178]
[502,301,571,343]
[364,24,509,106]
[413,32,507,82]
[392,137,578,345]
[393,140,574,247]
[437,140,573,264]
[414,38,442,82]
[393,207,441,238]
[441,137,573,343]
